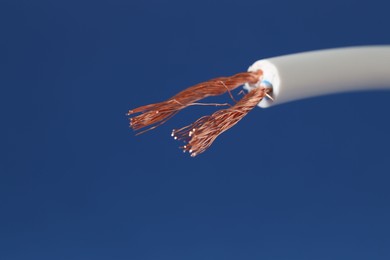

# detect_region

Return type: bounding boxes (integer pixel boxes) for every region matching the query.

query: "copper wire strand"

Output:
[127,70,263,133]
[172,87,268,157]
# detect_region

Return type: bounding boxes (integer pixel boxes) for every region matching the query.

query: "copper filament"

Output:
[127,70,266,156]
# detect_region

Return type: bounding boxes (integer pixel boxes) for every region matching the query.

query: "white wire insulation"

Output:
[244,46,390,108]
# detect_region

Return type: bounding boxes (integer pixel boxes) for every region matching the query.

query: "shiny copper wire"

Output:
[172,87,269,157]
[127,70,263,134]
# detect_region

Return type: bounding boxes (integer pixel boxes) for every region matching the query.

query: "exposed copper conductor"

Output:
[127,70,263,133]
[127,70,268,156]
[171,87,269,157]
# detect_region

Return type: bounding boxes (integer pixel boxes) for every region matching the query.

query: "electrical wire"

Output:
[128,46,390,157]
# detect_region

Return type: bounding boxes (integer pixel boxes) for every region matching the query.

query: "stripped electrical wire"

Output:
[128,46,390,156]
[127,70,268,156]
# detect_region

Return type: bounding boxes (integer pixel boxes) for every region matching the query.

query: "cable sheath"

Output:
[246,46,390,108]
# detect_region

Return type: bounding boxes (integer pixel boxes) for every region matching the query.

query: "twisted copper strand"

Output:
[172,87,268,157]
[128,70,263,133]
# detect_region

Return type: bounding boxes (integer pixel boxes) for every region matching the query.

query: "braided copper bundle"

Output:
[127,70,262,133]
[172,87,269,157]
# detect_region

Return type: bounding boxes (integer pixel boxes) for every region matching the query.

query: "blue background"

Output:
[1,0,390,259]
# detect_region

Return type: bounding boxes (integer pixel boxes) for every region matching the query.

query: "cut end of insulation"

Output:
[244,59,280,108]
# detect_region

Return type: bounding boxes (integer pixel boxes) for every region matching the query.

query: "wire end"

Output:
[127,70,266,156]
